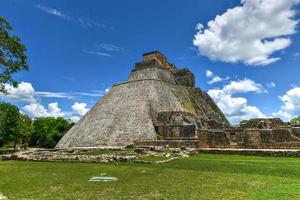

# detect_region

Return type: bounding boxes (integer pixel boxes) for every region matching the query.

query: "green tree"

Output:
[0,16,28,93]
[30,117,74,148]
[290,116,300,125]
[0,102,20,148]
[17,113,33,148]
[239,120,249,126]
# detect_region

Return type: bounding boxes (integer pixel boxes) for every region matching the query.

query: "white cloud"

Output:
[23,101,90,122]
[70,102,90,122]
[83,43,125,57]
[206,70,213,78]
[105,88,110,93]
[35,4,73,20]
[48,102,65,117]
[69,116,80,122]
[0,81,99,121]
[1,82,35,103]
[35,4,111,30]
[35,91,74,99]
[273,87,300,121]
[83,49,112,57]
[208,76,223,84]
[23,102,65,118]
[96,44,124,52]
[193,0,300,66]
[223,79,266,94]
[195,23,204,31]
[208,79,266,124]
[205,70,230,84]
[72,102,89,116]
[266,82,276,88]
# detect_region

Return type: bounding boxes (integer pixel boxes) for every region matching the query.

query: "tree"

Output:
[30,117,74,148]
[17,113,33,148]
[239,120,249,126]
[0,16,28,93]
[290,116,300,125]
[0,102,20,148]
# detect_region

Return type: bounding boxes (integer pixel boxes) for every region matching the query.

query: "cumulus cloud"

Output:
[72,102,89,116]
[68,102,90,122]
[222,79,266,94]
[193,0,300,66]
[23,102,65,118]
[208,79,266,124]
[1,82,35,103]
[23,101,90,122]
[0,81,102,121]
[205,70,229,84]
[273,87,300,121]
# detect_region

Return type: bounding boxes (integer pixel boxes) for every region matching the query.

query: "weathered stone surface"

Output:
[240,118,287,129]
[197,148,300,157]
[56,51,228,148]
[198,126,300,149]
[174,68,195,88]
[1,147,194,164]
[143,51,177,73]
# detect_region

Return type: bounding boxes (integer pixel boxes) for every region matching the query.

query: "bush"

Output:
[29,117,74,148]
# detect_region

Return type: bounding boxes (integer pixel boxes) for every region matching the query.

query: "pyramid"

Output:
[56,51,229,148]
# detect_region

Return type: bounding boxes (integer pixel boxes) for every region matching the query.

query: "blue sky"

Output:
[0,0,300,124]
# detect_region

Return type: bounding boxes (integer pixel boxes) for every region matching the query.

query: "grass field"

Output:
[0,153,300,200]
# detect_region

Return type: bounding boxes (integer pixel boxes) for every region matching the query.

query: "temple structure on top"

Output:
[143,51,177,73]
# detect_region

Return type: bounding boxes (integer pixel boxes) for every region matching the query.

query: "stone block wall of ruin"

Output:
[198,127,300,149]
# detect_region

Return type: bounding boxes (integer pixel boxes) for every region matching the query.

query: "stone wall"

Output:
[198,127,300,149]
[174,68,195,88]
[240,118,288,129]
[143,51,177,73]
[156,125,197,139]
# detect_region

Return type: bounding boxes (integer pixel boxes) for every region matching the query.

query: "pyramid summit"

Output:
[56,51,230,149]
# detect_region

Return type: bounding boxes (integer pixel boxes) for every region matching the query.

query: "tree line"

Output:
[0,102,74,150]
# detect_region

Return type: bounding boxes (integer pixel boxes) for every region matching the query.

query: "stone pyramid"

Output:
[56,51,229,148]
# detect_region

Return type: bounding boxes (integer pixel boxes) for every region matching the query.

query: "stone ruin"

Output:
[198,118,300,149]
[56,51,300,150]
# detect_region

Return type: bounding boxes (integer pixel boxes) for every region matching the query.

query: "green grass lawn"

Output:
[0,153,300,200]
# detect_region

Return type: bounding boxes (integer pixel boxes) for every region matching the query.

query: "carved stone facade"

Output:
[198,118,300,149]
